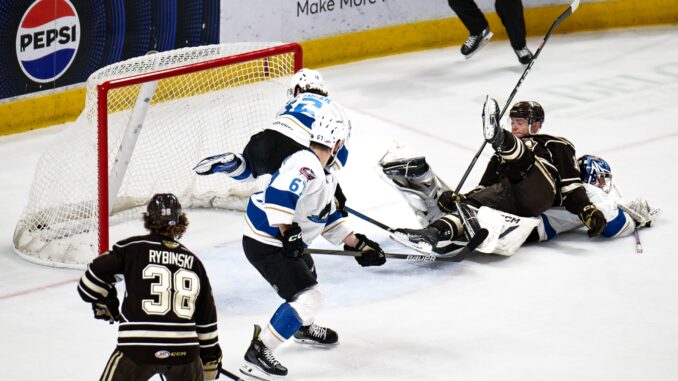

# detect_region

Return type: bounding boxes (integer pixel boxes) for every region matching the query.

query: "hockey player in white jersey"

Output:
[529,154,660,242]
[194,67,353,212]
[239,104,386,380]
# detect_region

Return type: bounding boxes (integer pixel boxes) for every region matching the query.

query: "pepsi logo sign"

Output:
[16,0,80,83]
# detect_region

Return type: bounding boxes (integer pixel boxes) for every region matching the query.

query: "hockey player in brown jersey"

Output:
[394,100,607,249]
[77,193,222,381]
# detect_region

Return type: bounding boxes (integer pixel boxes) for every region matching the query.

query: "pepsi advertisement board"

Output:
[0,0,220,99]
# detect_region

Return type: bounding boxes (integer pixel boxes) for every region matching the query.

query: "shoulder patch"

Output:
[299,167,316,180]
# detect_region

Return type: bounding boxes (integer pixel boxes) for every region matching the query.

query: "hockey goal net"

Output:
[14,42,302,268]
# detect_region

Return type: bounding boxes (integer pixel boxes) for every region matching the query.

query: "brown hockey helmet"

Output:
[509,101,545,124]
[146,193,182,226]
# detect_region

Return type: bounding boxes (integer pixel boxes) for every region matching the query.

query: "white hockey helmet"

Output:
[310,103,347,167]
[288,68,328,99]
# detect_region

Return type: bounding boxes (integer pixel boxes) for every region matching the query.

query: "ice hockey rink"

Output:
[1,25,678,381]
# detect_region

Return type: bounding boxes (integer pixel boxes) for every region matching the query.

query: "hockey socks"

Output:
[260,303,303,351]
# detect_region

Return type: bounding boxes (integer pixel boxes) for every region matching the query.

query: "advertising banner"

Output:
[0,0,220,100]
[220,0,575,43]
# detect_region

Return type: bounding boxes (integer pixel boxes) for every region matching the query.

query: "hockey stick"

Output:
[633,228,643,254]
[304,247,466,263]
[219,367,246,381]
[452,0,581,195]
[345,205,486,256]
[344,206,394,232]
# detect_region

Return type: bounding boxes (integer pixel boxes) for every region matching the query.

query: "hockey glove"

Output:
[202,355,222,380]
[280,224,304,258]
[92,287,121,324]
[437,191,465,214]
[346,234,386,267]
[579,203,607,237]
[334,183,348,217]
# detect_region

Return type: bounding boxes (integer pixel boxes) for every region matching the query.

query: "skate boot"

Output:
[193,152,243,176]
[461,27,493,59]
[514,46,534,64]
[293,323,339,346]
[482,97,504,149]
[240,325,288,380]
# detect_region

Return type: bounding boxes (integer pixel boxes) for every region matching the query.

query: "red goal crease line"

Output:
[0,278,79,301]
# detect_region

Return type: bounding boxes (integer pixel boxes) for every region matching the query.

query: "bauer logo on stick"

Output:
[16,0,80,83]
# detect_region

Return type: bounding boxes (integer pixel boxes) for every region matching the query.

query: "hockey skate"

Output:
[240,325,288,380]
[293,323,338,346]
[193,152,242,176]
[482,97,503,149]
[461,27,493,59]
[390,227,440,255]
[514,46,534,64]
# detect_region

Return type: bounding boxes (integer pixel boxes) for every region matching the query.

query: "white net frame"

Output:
[14,42,302,269]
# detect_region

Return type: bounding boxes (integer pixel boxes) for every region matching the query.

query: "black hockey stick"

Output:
[305,228,488,263]
[304,247,464,263]
[344,206,395,232]
[452,0,581,194]
[219,368,246,381]
[345,205,488,258]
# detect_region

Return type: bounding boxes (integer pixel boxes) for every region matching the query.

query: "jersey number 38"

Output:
[142,264,201,319]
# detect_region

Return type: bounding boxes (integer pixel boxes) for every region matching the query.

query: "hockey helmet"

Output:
[310,103,347,167]
[578,155,612,193]
[509,101,545,124]
[146,193,183,226]
[288,68,328,99]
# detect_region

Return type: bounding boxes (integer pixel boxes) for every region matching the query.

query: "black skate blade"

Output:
[239,363,285,381]
[293,337,339,348]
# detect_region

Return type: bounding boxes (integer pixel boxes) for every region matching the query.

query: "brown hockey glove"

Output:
[579,203,607,237]
[437,191,465,214]
[92,287,121,324]
[202,355,222,380]
[345,234,386,267]
[279,224,304,258]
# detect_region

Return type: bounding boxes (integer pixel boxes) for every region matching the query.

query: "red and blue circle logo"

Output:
[16,0,80,83]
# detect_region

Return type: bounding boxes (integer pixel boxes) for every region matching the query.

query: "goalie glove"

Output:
[202,355,222,380]
[579,203,607,237]
[92,287,121,324]
[345,234,386,267]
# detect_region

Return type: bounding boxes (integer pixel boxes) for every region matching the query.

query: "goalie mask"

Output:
[311,103,347,168]
[578,155,612,193]
[146,193,183,226]
[288,68,328,99]
[509,101,545,135]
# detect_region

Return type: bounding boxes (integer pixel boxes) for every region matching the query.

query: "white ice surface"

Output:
[1,26,678,381]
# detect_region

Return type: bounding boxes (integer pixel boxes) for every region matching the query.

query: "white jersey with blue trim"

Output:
[268,93,350,169]
[244,149,352,247]
[535,183,636,241]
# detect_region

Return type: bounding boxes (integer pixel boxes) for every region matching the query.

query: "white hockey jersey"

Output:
[268,93,350,169]
[244,149,352,247]
[535,183,636,241]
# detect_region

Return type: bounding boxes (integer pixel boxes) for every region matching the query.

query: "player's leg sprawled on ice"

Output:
[386,100,611,256]
[239,103,385,380]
